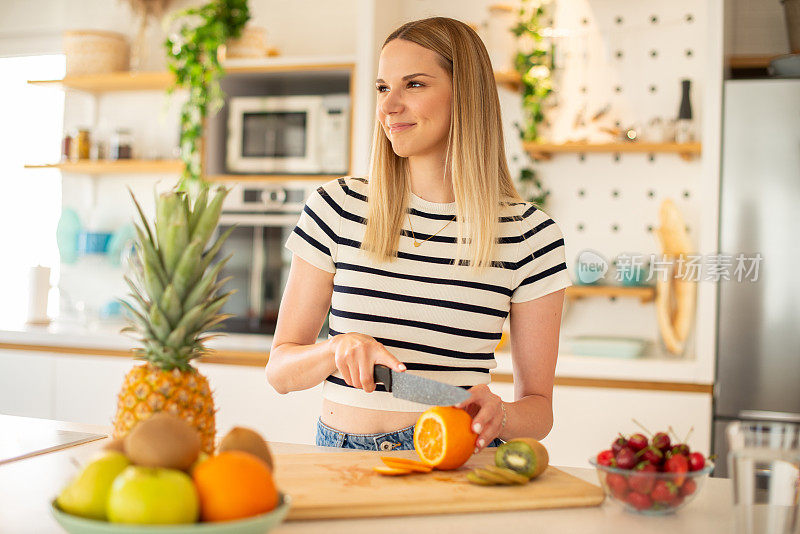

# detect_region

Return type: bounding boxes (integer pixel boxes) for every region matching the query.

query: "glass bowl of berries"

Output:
[590,428,714,515]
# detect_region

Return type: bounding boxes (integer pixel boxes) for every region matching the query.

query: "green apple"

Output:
[56,451,130,520]
[107,466,199,525]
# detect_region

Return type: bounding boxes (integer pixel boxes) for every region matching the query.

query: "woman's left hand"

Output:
[454,384,504,453]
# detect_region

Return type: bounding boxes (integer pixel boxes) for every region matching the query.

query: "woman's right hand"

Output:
[328,333,406,393]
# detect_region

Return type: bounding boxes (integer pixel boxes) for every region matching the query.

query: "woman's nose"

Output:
[380,90,404,116]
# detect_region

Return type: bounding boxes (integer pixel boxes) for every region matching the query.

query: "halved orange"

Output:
[373,465,413,475]
[380,457,433,473]
[413,406,477,470]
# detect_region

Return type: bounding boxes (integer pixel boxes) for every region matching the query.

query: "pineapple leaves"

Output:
[191,187,229,250]
[172,238,204,299]
[189,186,209,236]
[160,284,183,327]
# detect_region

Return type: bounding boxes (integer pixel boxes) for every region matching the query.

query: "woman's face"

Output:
[376,39,452,159]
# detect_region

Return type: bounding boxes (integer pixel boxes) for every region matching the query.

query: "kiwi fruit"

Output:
[494,438,549,479]
[483,465,530,485]
[102,437,126,454]
[466,471,498,486]
[123,412,201,471]
[218,426,273,471]
[473,467,512,484]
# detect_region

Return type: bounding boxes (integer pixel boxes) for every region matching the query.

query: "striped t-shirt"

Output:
[284,176,571,412]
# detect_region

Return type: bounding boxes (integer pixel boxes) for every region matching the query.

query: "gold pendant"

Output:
[414,242,421,247]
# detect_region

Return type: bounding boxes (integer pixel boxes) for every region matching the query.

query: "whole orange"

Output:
[413,406,477,470]
[192,451,278,522]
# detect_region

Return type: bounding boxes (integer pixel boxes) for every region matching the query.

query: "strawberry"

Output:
[626,491,653,511]
[679,478,697,497]
[652,431,671,452]
[664,453,689,486]
[597,449,615,467]
[628,433,649,452]
[688,452,706,471]
[611,435,628,455]
[651,479,679,504]
[628,462,657,494]
[615,447,637,470]
[606,473,629,499]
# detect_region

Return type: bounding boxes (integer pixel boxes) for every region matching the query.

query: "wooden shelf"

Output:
[566,285,656,303]
[25,160,183,174]
[728,55,779,69]
[494,70,522,91]
[28,58,356,93]
[523,141,702,161]
[28,71,175,92]
[208,174,341,183]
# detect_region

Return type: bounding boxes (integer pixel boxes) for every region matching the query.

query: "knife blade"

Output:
[373,364,471,406]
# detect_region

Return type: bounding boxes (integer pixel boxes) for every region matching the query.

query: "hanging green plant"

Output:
[164,0,250,191]
[517,166,550,208]
[511,0,554,142]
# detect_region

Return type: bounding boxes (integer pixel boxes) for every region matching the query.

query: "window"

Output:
[0,55,65,324]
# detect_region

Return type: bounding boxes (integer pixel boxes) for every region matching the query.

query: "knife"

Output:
[373,364,471,406]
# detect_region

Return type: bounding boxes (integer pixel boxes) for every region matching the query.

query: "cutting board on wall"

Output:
[273,449,605,520]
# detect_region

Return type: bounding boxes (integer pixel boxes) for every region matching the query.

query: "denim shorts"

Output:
[316,417,504,451]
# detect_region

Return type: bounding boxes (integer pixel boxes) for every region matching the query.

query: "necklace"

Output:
[407,213,456,247]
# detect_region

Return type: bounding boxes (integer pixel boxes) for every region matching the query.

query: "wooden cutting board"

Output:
[273,448,605,520]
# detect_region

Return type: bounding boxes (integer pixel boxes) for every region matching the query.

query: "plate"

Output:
[51,494,291,534]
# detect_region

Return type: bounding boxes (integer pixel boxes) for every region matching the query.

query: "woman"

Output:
[266,17,570,453]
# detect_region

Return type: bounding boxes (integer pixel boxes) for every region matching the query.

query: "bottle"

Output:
[110,129,133,159]
[675,79,693,143]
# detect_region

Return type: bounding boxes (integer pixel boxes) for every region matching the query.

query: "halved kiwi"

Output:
[494,438,549,479]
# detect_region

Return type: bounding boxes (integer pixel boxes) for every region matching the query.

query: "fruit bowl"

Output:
[589,458,714,515]
[50,493,291,534]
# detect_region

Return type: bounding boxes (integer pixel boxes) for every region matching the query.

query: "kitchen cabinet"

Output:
[489,382,712,468]
[0,350,55,419]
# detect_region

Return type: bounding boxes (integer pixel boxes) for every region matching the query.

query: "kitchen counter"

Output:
[0,416,734,533]
[0,318,714,390]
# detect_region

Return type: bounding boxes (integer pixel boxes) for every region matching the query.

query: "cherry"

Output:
[611,435,628,455]
[688,452,706,471]
[670,443,691,456]
[652,431,671,452]
[638,445,664,467]
[615,447,637,470]
[628,433,649,452]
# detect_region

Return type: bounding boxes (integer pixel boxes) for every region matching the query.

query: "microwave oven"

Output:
[226,94,349,174]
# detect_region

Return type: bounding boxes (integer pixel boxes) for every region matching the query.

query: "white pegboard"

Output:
[498,1,713,352]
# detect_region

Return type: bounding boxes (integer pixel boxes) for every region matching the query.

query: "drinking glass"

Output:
[727,421,800,534]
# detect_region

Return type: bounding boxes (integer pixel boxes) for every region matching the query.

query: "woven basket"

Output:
[225,26,268,58]
[63,30,130,76]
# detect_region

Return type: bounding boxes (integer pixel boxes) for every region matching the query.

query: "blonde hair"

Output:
[361,16,524,271]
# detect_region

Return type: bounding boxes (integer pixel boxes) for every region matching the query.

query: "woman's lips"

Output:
[389,123,415,133]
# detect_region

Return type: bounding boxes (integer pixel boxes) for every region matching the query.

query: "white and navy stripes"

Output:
[284,177,571,412]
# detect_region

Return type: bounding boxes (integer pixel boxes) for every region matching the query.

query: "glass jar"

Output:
[110,129,133,160]
[74,128,90,160]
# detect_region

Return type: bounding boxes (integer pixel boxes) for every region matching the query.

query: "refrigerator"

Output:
[713,79,800,478]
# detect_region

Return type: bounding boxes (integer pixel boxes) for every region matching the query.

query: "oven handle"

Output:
[219,213,301,226]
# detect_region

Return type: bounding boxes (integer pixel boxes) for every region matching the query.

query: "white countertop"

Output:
[0,416,734,534]
[0,317,714,385]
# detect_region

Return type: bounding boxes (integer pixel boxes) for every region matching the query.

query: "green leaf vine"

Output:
[164,0,250,191]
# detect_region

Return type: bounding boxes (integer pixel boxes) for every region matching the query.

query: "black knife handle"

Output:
[373,364,393,391]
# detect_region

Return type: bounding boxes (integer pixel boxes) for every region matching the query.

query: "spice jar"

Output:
[110,129,133,160]
[61,134,72,161]
[74,128,90,160]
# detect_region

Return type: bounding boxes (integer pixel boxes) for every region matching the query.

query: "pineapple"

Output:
[113,184,236,454]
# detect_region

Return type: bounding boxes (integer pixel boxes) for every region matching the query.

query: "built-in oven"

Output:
[213,181,328,337]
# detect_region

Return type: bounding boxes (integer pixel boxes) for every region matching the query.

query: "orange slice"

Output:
[373,465,413,475]
[413,406,477,470]
[380,457,433,472]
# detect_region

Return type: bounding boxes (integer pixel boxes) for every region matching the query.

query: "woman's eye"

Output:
[375,81,424,93]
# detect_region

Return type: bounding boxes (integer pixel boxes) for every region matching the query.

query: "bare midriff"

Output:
[320,398,423,434]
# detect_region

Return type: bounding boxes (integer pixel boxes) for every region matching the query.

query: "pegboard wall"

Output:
[494,0,713,351]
